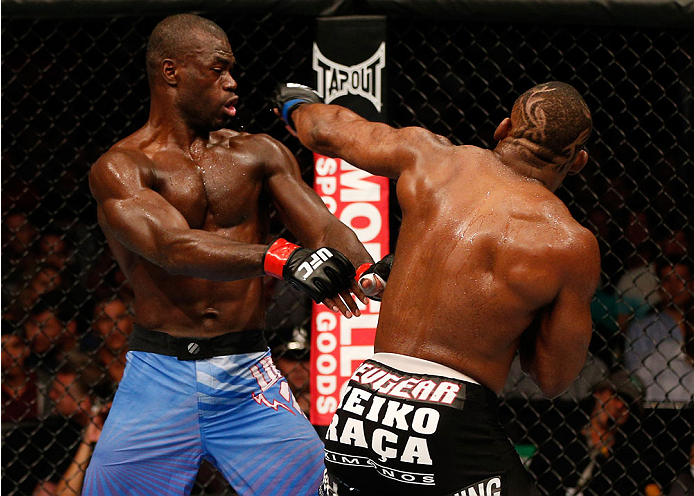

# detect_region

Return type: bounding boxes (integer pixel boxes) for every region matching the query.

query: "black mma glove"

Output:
[274,83,323,132]
[355,254,394,301]
[264,238,356,303]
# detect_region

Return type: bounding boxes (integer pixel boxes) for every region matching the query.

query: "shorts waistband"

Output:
[372,352,480,384]
[353,355,497,409]
[129,324,268,360]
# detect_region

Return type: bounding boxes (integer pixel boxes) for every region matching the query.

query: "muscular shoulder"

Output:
[396,133,461,204]
[401,128,455,171]
[503,197,599,303]
[528,197,598,257]
[545,208,601,293]
[89,144,154,202]
[210,129,280,151]
[211,130,292,168]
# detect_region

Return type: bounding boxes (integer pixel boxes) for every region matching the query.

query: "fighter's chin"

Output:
[207,116,232,131]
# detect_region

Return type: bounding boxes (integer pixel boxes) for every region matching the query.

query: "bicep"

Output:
[91,158,190,263]
[99,193,190,257]
[522,287,594,397]
[521,237,600,397]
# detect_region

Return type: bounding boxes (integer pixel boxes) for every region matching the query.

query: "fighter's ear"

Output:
[568,149,589,175]
[494,118,512,141]
[162,59,178,86]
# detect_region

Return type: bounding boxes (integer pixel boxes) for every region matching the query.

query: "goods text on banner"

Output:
[310,154,389,426]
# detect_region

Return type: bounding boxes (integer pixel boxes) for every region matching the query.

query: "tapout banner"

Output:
[310,16,390,427]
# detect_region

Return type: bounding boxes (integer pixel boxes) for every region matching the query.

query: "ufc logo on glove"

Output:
[298,248,335,280]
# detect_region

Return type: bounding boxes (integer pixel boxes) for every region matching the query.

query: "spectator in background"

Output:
[624,258,694,404]
[530,370,650,495]
[614,208,661,321]
[583,204,628,366]
[502,351,609,403]
[23,291,80,370]
[7,263,64,323]
[271,326,311,416]
[2,213,40,317]
[590,285,630,367]
[616,228,689,327]
[2,211,39,266]
[84,252,134,304]
[2,325,40,421]
[36,230,70,271]
[669,441,694,496]
[91,297,133,385]
[32,364,110,496]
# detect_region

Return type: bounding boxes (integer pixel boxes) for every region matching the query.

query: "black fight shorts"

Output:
[319,353,539,496]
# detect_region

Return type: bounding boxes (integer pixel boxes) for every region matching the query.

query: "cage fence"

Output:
[2,7,693,496]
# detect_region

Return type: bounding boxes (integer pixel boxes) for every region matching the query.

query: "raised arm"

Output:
[90,149,267,281]
[293,104,450,180]
[519,230,601,398]
[274,83,452,180]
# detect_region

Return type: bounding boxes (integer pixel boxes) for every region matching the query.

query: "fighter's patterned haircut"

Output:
[510,81,592,170]
[146,14,228,82]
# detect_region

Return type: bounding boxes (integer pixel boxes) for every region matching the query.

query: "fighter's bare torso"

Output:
[95,128,273,337]
[375,144,596,393]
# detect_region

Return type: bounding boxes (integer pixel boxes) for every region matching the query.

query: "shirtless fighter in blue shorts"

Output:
[275,81,600,495]
[83,15,373,496]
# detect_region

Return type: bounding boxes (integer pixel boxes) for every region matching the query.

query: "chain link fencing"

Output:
[2,8,693,496]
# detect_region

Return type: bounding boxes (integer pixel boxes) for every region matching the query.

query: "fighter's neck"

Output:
[493,141,557,191]
[146,104,210,151]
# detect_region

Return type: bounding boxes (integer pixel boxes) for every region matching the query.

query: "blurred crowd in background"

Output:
[2,8,693,495]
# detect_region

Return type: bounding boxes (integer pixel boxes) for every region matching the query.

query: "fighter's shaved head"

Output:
[146,14,228,83]
[510,81,592,169]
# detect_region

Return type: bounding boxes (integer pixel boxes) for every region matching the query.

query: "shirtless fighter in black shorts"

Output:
[275,81,600,495]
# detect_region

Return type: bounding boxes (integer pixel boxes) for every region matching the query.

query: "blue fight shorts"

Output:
[83,326,324,496]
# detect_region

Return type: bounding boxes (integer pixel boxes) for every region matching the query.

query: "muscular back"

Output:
[377,145,595,392]
[292,95,598,397]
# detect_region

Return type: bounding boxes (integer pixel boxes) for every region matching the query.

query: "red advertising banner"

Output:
[310,153,389,426]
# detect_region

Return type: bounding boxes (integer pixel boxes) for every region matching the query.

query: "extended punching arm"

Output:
[274,83,451,180]
[273,83,323,133]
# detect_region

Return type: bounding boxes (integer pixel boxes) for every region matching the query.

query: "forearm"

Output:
[98,194,269,282]
[522,337,588,399]
[519,318,583,398]
[54,441,93,496]
[522,358,579,399]
[313,218,374,270]
[101,209,268,281]
[155,229,267,281]
[293,104,363,158]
